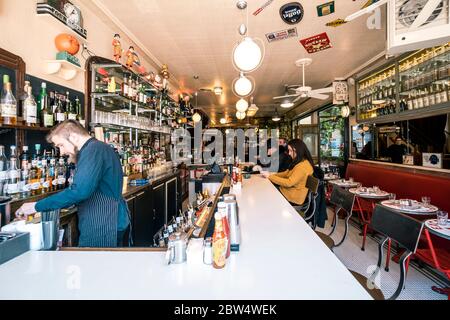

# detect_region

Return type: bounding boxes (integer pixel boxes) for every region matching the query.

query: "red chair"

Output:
[413,228,450,299]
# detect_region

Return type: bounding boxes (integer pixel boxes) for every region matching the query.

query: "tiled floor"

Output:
[316,208,449,300]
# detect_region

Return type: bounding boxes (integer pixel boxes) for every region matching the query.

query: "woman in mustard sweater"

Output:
[263,139,314,206]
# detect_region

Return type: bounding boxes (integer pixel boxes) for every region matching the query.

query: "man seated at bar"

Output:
[262,139,314,206]
[15,120,130,247]
[260,138,292,173]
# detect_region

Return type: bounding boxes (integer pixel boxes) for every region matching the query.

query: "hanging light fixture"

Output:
[213,87,223,95]
[233,72,254,97]
[272,108,281,122]
[232,1,264,73]
[192,112,202,123]
[236,111,246,120]
[341,105,350,118]
[236,98,249,113]
[220,117,227,124]
[247,97,258,117]
[280,99,294,108]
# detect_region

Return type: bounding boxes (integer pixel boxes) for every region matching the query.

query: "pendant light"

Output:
[247,97,258,117]
[341,105,350,118]
[220,117,227,124]
[236,98,249,113]
[232,1,264,73]
[236,111,246,120]
[192,92,201,123]
[272,108,281,122]
[233,72,254,97]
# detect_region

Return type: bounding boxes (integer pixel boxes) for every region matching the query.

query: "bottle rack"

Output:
[356,42,450,124]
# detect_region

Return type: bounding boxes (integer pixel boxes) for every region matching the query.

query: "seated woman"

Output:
[262,139,314,206]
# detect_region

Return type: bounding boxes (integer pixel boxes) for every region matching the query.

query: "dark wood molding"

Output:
[0,47,26,100]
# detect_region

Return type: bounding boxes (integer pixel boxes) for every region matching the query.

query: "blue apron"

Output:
[77,191,119,247]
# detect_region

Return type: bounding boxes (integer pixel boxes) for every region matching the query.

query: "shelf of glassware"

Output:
[356,64,397,122]
[397,43,450,114]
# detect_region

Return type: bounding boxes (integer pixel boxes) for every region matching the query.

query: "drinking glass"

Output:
[421,196,431,206]
[389,193,396,201]
[373,186,380,193]
[349,177,354,183]
[436,211,448,227]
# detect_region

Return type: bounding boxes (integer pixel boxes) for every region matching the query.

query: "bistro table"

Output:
[380,200,439,271]
[424,219,450,241]
[329,179,360,189]
[349,188,390,251]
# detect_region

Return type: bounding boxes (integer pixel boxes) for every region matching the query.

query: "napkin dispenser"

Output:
[0,232,30,265]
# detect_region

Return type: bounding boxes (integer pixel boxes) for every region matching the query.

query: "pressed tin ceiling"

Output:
[87,0,387,122]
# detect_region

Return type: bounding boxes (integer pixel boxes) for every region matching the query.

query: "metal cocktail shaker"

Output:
[224,199,240,251]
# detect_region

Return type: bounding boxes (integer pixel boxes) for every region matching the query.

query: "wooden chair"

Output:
[350,205,424,300]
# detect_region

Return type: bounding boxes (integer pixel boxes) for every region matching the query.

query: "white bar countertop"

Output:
[0,175,371,300]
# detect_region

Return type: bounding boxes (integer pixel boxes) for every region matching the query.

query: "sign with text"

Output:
[266,27,298,43]
[317,1,335,17]
[300,32,332,53]
[333,81,348,104]
[279,2,304,24]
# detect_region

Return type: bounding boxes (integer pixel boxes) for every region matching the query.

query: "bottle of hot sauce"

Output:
[212,212,228,269]
[218,203,231,258]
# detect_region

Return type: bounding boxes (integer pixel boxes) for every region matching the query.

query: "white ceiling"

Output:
[91,0,387,123]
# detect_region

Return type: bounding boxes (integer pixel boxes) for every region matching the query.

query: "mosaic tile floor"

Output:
[316,209,449,300]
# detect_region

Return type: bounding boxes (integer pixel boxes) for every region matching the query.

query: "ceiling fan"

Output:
[273,58,334,104]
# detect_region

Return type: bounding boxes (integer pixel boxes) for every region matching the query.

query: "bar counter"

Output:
[0,175,371,300]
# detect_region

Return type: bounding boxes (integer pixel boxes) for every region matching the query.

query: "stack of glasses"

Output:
[41,210,60,251]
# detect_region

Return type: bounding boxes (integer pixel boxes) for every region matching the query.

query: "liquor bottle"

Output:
[108,76,116,93]
[20,80,31,125]
[162,224,169,245]
[24,86,38,127]
[7,146,20,195]
[29,144,42,195]
[67,94,77,120]
[0,75,17,125]
[40,156,48,193]
[122,75,129,97]
[48,157,56,192]
[0,145,8,196]
[41,95,54,128]
[212,212,227,269]
[56,158,66,190]
[20,146,30,171]
[38,82,48,125]
[75,97,85,127]
[19,162,30,197]
[55,97,66,124]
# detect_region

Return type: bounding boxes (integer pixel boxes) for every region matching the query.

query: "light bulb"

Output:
[236,111,246,120]
[341,105,350,118]
[220,118,227,124]
[236,98,249,113]
[192,112,201,123]
[234,74,253,97]
[233,37,263,72]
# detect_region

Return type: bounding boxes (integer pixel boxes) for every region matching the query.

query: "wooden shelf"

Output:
[43,60,84,81]
[0,124,51,132]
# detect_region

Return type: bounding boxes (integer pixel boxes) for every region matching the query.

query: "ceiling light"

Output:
[236,0,247,10]
[236,98,249,113]
[220,118,227,124]
[225,129,230,134]
[214,87,223,95]
[233,73,254,97]
[233,37,263,72]
[341,105,350,118]
[280,99,294,108]
[236,111,246,120]
[192,112,202,123]
[272,109,281,122]
[238,24,247,36]
[247,96,258,117]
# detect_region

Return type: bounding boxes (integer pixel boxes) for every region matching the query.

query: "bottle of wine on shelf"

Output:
[38,82,47,125]
[55,97,66,124]
[0,75,18,125]
[24,86,38,127]
[75,96,85,127]
[41,95,54,128]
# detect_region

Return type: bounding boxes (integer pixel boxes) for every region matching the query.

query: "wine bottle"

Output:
[0,75,17,125]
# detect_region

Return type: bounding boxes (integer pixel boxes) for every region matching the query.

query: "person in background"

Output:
[260,138,291,173]
[262,139,314,206]
[15,120,130,248]
[388,136,408,164]
[278,137,288,150]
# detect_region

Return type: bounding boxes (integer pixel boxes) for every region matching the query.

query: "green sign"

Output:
[317,1,335,17]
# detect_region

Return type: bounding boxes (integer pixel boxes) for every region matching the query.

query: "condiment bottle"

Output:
[212,213,227,269]
[218,202,230,258]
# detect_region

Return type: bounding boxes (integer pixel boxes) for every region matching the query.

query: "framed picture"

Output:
[422,153,443,169]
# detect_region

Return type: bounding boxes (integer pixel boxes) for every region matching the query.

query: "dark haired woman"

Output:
[262,139,314,206]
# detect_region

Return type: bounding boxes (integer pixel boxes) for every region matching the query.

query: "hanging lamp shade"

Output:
[233,73,254,97]
[232,37,263,72]
[236,111,246,120]
[236,98,249,113]
[272,109,281,122]
[192,112,202,123]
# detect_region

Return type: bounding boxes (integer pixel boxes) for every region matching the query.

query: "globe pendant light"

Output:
[341,105,350,118]
[233,37,263,72]
[220,117,227,124]
[272,108,281,122]
[236,111,246,120]
[192,112,202,123]
[236,98,249,113]
[233,72,254,97]
[247,96,258,117]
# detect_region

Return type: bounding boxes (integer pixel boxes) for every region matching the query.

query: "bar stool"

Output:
[349,205,424,300]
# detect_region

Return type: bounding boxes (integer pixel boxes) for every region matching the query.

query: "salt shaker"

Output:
[203,237,212,265]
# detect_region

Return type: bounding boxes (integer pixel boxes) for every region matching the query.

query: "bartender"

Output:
[16,120,130,247]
